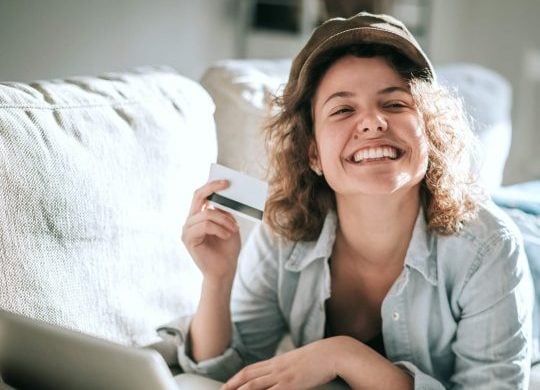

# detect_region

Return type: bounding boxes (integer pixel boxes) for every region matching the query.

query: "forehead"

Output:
[315,55,408,98]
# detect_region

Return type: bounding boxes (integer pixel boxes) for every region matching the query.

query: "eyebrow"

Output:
[322,85,411,107]
[378,86,411,95]
[322,91,355,106]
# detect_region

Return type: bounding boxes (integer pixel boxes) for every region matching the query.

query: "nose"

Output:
[356,111,387,134]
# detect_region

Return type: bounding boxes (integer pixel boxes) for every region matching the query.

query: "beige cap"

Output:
[286,12,435,100]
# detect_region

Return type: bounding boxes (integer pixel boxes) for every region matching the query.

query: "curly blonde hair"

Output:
[264,44,483,241]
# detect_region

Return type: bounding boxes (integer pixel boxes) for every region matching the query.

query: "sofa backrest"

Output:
[0,67,216,346]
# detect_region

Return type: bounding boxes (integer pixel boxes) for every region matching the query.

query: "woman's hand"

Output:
[221,338,340,390]
[182,180,241,284]
[222,336,414,390]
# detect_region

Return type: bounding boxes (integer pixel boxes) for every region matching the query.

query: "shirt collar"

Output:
[404,209,438,286]
[284,208,437,286]
[284,211,337,272]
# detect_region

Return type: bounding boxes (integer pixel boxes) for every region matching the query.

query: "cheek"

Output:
[399,114,428,167]
[317,133,345,167]
[415,127,430,171]
[419,141,430,172]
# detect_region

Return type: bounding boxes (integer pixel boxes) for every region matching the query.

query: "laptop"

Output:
[0,309,223,390]
[0,310,350,390]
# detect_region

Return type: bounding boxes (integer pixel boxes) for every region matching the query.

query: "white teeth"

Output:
[353,146,399,162]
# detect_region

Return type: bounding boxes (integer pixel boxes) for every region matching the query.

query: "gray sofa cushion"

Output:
[0,67,216,346]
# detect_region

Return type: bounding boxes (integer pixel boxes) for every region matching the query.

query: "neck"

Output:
[334,187,421,269]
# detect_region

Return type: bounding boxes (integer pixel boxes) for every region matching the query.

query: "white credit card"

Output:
[207,163,268,222]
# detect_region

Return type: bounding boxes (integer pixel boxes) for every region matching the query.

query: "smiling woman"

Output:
[267,43,479,241]
[178,11,534,390]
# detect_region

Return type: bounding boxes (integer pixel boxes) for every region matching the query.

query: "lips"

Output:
[348,145,403,163]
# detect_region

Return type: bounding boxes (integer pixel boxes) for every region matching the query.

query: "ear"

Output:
[308,140,322,175]
[308,140,319,167]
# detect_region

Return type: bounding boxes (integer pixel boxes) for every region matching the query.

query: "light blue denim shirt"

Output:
[163,202,534,389]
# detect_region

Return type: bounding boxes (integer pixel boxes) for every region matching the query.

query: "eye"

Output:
[384,101,406,108]
[383,100,412,111]
[330,107,353,116]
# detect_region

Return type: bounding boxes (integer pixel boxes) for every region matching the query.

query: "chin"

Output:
[360,182,406,195]
[327,171,424,197]
[349,177,422,197]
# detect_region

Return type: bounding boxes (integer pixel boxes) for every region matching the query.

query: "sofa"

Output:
[0,60,538,388]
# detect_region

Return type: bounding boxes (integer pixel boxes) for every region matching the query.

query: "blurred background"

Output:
[0,0,538,186]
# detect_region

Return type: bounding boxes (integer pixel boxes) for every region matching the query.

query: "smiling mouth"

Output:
[348,146,404,164]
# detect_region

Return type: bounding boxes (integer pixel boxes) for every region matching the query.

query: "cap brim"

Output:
[297,26,435,90]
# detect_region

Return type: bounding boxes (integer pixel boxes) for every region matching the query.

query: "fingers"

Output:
[185,208,238,232]
[182,208,238,246]
[184,220,231,246]
[223,363,272,390]
[237,375,274,390]
[189,180,229,217]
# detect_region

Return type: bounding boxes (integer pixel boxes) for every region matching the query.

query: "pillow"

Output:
[0,67,216,346]
[436,63,512,191]
[201,59,291,180]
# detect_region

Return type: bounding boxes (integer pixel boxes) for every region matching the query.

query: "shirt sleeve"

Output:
[157,223,288,382]
[156,314,245,381]
[395,361,446,390]
[449,227,534,389]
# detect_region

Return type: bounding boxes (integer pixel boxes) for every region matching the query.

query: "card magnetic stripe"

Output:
[207,193,264,220]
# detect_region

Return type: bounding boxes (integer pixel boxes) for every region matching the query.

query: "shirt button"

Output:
[392,311,400,321]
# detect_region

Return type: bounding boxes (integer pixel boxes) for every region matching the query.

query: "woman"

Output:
[180,12,533,389]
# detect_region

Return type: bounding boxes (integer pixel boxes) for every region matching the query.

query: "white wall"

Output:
[0,0,238,82]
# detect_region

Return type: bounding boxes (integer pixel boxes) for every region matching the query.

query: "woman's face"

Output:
[311,55,429,198]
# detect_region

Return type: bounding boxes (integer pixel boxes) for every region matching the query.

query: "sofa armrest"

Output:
[0,67,214,347]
